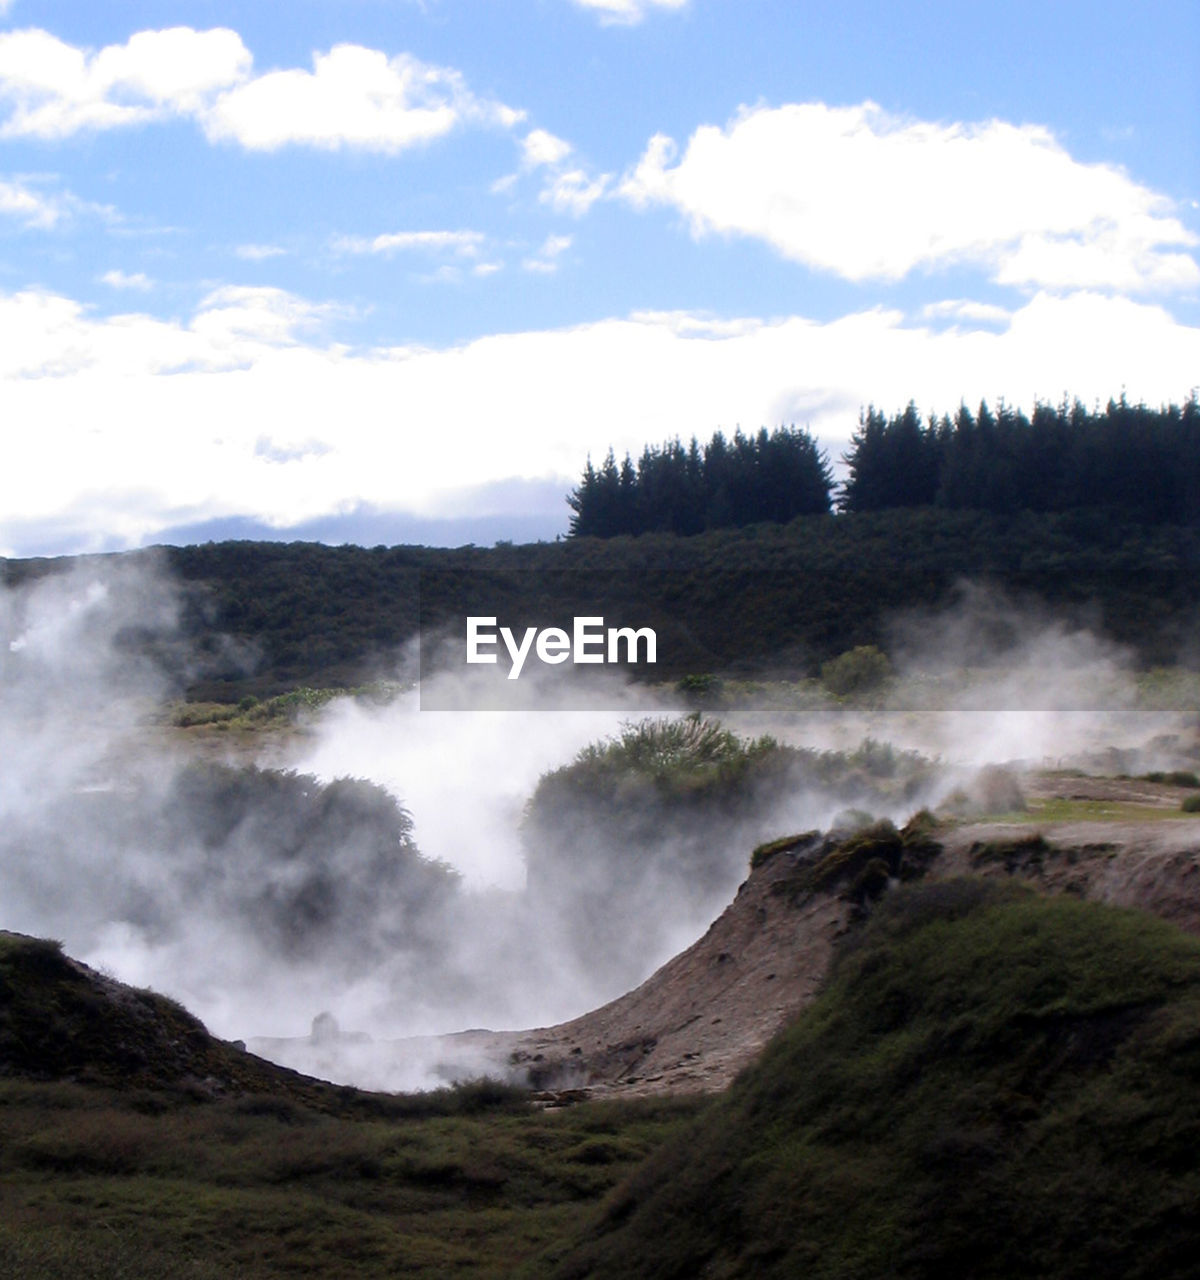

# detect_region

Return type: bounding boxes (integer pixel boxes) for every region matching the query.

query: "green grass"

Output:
[546,882,1200,1279]
[165,682,409,731]
[0,929,703,1277]
[0,1082,701,1279]
[1024,798,1199,823]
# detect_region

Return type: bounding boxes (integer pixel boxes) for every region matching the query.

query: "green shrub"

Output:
[675,673,726,707]
[1182,793,1200,812]
[819,645,892,698]
[969,832,1051,870]
[749,832,821,870]
[1142,770,1200,788]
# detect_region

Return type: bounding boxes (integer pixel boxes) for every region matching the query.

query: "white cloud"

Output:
[523,233,573,273]
[0,27,249,138]
[921,299,1012,326]
[620,101,1200,293]
[204,44,521,152]
[542,167,611,215]
[572,0,688,26]
[333,229,486,258]
[0,284,1196,554]
[521,128,572,169]
[0,175,66,227]
[99,269,152,291]
[0,28,523,153]
[493,126,611,214]
[234,243,286,261]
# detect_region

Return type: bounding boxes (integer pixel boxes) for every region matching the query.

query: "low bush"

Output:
[547,884,1200,1279]
[819,644,892,699]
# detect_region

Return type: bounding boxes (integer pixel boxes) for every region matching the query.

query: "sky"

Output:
[0,0,1196,556]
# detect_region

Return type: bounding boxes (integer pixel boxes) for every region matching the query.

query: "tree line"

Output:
[567,426,834,538]
[837,394,1199,519]
[568,395,1199,537]
[6,503,1197,698]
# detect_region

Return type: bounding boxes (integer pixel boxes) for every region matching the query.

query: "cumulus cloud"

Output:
[543,166,610,215]
[0,26,249,137]
[520,127,572,168]
[0,282,1196,555]
[620,101,1200,293]
[0,27,523,153]
[572,0,688,25]
[496,126,611,214]
[204,44,521,152]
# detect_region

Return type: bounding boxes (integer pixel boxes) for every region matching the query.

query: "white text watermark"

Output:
[466,616,657,680]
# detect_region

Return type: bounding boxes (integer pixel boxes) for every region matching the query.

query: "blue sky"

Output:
[0,0,1196,555]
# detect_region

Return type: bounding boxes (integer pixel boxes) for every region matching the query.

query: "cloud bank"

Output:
[0,283,1196,555]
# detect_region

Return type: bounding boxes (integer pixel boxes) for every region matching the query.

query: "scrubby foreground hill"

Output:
[0,930,353,1106]
[0,932,698,1278]
[546,882,1200,1280]
[7,803,1200,1277]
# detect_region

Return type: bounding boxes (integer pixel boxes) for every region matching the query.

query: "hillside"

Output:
[5,508,1198,696]
[544,882,1200,1279]
[0,931,699,1279]
[6,790,1200,1276]
[0,931,357,1108]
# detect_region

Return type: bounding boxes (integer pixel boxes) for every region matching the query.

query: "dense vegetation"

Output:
[840,395,1200,519]
[522,717,932,992]
[3,500,1198,699]
[569,396,1199,535]
[547,882,1200,1279]
[159,509,1200,688]
[567,426,833,537]
[2,766,462,993]
[159,764,459,960]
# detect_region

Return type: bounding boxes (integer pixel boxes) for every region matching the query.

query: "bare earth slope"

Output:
[410,807,1200,1100]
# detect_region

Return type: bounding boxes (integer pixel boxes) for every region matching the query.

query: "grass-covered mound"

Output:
[0,931,346,1104]
[547,881,1200,1279]
[0,930,704,1277]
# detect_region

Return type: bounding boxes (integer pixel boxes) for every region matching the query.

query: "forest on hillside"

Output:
[3,506,1194,699]
[3,396,1198,698]
[567,396,1200,538]
[567,425,833,537]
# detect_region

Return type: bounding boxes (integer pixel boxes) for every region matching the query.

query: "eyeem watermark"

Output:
[466,616,657,680]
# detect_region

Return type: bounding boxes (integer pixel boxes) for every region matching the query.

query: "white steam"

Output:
[0,562,1194,1092]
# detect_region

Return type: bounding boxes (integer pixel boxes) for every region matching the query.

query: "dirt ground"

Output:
[396,773,1200,1101]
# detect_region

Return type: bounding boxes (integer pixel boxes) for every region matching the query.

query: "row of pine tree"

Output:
[567,426,834,537]
[567,395,1200,537]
